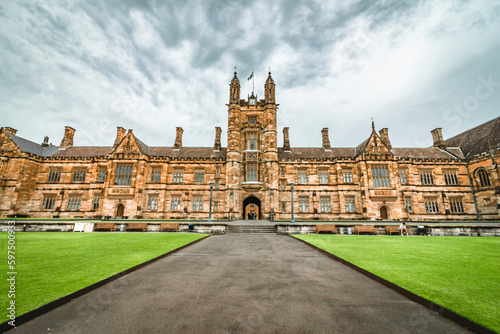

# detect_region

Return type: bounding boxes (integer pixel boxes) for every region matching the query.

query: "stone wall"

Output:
[276,223,500,236]
[1,221,498,237]
[0,221,226,234]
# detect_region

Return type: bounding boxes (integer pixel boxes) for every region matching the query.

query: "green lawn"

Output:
[294,235,500,332]
[0,232,207,322]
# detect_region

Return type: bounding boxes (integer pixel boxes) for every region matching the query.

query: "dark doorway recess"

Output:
[380,206,388,220]
[243,196,261,220]
[116,203,125,218]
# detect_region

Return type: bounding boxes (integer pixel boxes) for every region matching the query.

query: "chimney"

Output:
[379,128,392,150]
[283,127,290,151]
[114,127,126,147]
[431,128,446,149]
[214,127,221,151]
[41,136,50,147]
[59,126,75,149]
[1,127,18,136]
[321,128,331,151]
[174,127,184,150]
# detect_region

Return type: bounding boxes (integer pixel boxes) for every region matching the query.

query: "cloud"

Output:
[0,0,499,150]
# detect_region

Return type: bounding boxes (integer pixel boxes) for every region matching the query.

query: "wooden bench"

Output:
[385,225,401,235]
[316,224,338,234]
[125,223,148,232]
[158,223,180,232]
[355,225,378,235]
[93,223,115,232]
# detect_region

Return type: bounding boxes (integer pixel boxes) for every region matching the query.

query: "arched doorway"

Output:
[380,206,388,220]
[243,196,261,220]
[116,203,125,218]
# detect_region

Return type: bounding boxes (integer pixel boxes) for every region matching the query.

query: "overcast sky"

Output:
[1,0,499,150]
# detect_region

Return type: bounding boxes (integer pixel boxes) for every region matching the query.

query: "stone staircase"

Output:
[226,224,277,234]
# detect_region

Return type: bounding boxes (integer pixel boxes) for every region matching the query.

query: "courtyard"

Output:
[1,231,498,333]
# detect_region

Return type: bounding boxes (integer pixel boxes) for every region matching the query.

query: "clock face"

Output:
[249,98,256,105]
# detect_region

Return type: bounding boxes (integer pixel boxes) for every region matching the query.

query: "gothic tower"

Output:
[226,71,279,219]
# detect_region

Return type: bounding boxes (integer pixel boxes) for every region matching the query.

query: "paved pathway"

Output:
[16,235,469,333]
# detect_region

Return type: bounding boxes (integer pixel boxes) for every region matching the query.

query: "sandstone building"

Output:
[0,73,499,221]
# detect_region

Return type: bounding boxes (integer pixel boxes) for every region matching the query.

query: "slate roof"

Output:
[7,134,60,157]
[149,147,227,159]
[52,147,112,158]
[445,148,465,159]
[5,116,498,161]
[444,117,500,159]
[133,135,151,156]
[277,147,459,161]
[355,138,370,157]
[278,148,355,160]
[392,148,458,160]
[51,146,226,159]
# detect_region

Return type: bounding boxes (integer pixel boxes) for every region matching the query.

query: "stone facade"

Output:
[0,73,499,221]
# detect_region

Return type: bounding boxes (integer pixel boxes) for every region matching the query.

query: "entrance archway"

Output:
[243,196,261,220]
[380,206,388,220]
[116,203,125,218]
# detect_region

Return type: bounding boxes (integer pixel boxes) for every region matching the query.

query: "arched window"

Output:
[476,169,491,187]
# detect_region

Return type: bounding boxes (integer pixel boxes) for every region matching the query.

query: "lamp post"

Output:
[290,182,295,223]
[208,181,214,222]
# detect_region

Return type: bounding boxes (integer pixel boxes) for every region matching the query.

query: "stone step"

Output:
[227,228,277,231]
[226,225,277,234]
[227,226,276,230]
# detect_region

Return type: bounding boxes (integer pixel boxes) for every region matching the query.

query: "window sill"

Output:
[241,181,263,188]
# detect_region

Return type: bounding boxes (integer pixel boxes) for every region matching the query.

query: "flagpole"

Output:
[252,69,254,94]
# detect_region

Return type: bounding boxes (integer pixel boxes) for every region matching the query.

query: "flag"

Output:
[247,71,254,81]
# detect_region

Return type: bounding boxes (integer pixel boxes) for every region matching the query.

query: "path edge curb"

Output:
[291,235,496,334]
[0,234,210,333]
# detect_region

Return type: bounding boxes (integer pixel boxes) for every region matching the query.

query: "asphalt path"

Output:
[16,234,470,333]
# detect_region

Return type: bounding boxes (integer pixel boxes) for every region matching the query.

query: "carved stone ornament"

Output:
[246,152,258,161]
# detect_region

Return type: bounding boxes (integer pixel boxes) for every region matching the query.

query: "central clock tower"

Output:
[226,72,279,219]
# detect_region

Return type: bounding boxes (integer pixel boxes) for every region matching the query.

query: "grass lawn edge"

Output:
[291,235,496,334]
[0,234,210,333]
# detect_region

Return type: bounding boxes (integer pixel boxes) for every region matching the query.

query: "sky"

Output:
[1,0,499,149]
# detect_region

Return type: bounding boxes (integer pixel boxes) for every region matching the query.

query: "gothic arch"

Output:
[475,168,491,188]
[243,195,262,220]
[380,206,389,220]
[116,203,125,218]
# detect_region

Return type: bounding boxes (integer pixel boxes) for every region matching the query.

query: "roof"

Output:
[355,138,370,157]
[392,148,458,160]
[53,146,226,159]
[133,135,151,156]
[277,147,459,161]
[278,148,355,160]
[7,134,60,157]
[52,147,112,158]
[4,116,497,161]
[444,117,500,159]
[149,147,226,159]
[445,148,465,159]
